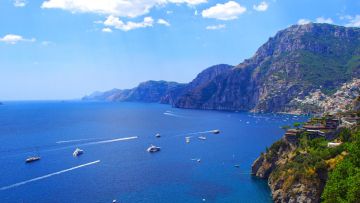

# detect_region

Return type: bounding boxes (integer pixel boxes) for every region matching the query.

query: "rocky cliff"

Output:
[84,23,360,114]
[251,107,360,202]
[83,64,232,104]
[174,23,360,113]
[82,80,185,103]
[252,137,326,203]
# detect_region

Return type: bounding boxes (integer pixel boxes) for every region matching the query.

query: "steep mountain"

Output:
[174,23,360,113]
[166,64,233,106]
[119,80,185,103]
[84,23,360,114]
[82,88,123,101]
[82,81,186,103]
[83,64,232,104]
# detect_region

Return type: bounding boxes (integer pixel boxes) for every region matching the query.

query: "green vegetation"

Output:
[270,132,344,190]
[293,122,303,129]
[266,124,360,202]
[322,129,360,203]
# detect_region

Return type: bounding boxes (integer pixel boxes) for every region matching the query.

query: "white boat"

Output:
[198,136,207,140]
[73,148,84,157]
[191,158,201,163]
[185,136,190,143]
[147,145,161,153]
[212,129,221,134]
[25,156,40,163]
[155,133,161,138]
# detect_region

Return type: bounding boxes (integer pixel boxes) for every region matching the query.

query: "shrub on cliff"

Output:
[322,130,360,203]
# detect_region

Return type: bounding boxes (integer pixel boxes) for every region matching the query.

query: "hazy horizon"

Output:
[1,0,359,100]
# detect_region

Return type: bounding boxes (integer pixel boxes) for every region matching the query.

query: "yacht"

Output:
[25,156,40,163]
[198,136,207,140]
[147,145,161,153]
[212,129,221,134]
[73,148,84,157]
[155,133,161,138]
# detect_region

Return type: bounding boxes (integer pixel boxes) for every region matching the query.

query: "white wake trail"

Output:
[56,138,98,144]
[44,136,138,153]
[0,160,100,191]
[84,136,138,145]
[163,112,185,118]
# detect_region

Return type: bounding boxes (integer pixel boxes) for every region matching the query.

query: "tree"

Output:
[293,122,303,129]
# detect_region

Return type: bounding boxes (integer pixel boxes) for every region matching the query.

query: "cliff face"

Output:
[252,137,325,203]
[82,81,186,103]
[250,108,360,203]
[174,23,360,113]
[84,23,360,114]
[83,64,232,104]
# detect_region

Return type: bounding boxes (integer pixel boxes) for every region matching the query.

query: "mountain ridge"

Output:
[83,23,360,114]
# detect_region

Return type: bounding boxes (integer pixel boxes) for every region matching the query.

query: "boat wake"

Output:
[163,111,185,118]
[45,136,139,153]
[85,136,138,145]
[187,130,216,135]
[0,160,100,191]
[56,138,99,144]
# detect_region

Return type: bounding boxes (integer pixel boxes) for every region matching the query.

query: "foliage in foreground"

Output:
[322,129,360,203]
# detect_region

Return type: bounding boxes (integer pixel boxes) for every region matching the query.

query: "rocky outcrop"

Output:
[83,64,232,104]
[174,23,360,113]
[82,81,186,103]
[251,135,326,203]
[84,23,360,114]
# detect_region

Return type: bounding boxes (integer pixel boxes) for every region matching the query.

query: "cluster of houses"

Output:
[284,113,360,147]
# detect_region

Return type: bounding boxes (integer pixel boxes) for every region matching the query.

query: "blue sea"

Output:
[0,102,308,203]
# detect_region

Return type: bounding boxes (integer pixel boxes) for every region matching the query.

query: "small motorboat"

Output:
[198,136,207,140]
[25,156,40,163]
[234,164,240,168]
[185,136,190,143]
[147,145,161,153]
[155,133,161,138]
[73,148,84,157]
[191,158,201,163]
[212,129,221,134]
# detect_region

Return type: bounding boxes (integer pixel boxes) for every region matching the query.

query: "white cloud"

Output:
[41,0,207,18]
[202,1,246,21]
[297,18,311,25]
[157,19,170,26]
[14,0,27,7]
[104,15,154,31]
[168,0,207,6]
[345,15,360,27]
[0,34,35,44]
[339,15,352,20]
[206,24,226,30]
[253,1,268,12]
[102,27,113,32]
[41,41,54,46]
[315,17,333,24]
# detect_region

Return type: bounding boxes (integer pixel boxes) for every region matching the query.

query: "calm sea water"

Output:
[0,102,308,203]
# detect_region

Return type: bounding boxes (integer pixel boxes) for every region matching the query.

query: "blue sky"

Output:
[0,0,359,100]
